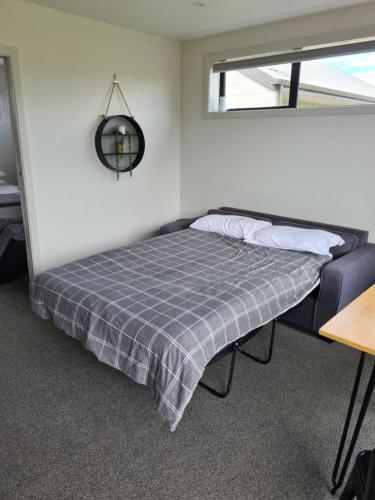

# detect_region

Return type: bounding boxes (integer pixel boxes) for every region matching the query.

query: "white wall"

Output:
[181,3,375,241]
[2,1,375,276]
[0,0,180,274]
[0,61,17,184]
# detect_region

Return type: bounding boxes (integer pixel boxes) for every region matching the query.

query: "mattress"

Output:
[0,183,19,195]
[30,229,330,431]
[0,182,20,207]
[0,205,22,218]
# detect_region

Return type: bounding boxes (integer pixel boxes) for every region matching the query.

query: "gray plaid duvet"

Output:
[30,229,330,431]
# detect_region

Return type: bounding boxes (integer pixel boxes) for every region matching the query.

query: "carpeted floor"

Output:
[0,279,374,500]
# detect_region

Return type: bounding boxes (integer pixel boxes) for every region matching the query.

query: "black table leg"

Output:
[331,353,375,494]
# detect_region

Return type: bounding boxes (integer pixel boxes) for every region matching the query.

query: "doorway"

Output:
[0,55,28,285]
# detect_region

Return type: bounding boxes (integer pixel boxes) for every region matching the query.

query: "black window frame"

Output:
[222,62,301,112]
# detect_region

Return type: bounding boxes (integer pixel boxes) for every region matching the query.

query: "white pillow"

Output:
[190,214,271,240]
[0,170,5,177]
[246,225,345,256]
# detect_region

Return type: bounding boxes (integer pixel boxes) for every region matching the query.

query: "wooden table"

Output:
[320,285,375,494]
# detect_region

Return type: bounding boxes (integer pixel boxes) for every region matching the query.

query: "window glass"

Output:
[208,40,375,113]
[224,63,292,110]
[298,52,375,108]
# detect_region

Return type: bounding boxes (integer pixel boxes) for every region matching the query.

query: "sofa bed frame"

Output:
[160,207,375,397]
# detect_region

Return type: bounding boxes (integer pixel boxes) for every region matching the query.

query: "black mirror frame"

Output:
[95,114,145,173]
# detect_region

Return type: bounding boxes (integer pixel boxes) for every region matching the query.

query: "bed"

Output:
[0,181,20,207]
[0,179,24,283]
[0,181,22,220]
[0,222,26,285]
[30,227,329,431]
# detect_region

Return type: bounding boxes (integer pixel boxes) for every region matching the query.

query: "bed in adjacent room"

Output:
[0,176,25,283]
[0,181,20,207]
[0,176,22,219]
[30,222,332,431]
[0,170,22,220]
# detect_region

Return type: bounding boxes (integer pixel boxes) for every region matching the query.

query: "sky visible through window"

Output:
[328,52,375,86]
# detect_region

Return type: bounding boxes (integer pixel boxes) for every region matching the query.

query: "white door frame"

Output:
[0,44,40,280]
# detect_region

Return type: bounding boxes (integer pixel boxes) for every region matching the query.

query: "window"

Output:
[208,38,375,113]
[224,63,293,109]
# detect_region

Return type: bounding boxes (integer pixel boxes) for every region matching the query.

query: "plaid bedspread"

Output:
[30,229,329,431]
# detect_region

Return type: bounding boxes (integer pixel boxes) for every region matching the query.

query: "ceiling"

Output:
[23,0,371,41]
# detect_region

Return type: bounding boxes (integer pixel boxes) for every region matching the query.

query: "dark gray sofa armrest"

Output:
[314,243,375,333]
[160,218,198,235]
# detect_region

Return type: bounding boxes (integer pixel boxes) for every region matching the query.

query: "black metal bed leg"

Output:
[331,355,375,495]
[238,319,276,364]
[198,344,237,398]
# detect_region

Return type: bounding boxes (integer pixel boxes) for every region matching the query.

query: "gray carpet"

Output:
[0,279,374,500]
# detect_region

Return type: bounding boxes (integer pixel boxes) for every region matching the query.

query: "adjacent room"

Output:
[0,56,26,285]
[0,0,374,498]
